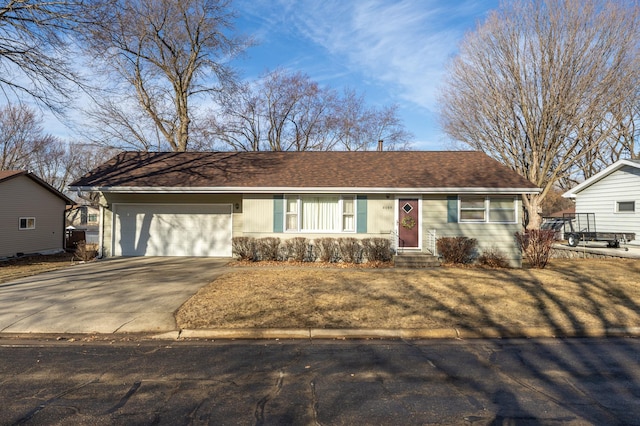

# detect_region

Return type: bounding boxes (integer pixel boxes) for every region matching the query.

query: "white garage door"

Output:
[113,204,232,257]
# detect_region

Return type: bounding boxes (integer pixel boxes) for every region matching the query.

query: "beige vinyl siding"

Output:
[102,204,113,257]
[575,165,640,245]
[423,195,523,267]
[367,196,395,234]
[242,194,273,234]
[242,194,394,240]
[0,175,66,257]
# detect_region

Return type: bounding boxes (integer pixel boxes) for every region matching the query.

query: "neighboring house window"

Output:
[19,217,36,230]
[88,213,98,223]
[459,196,517,223]
[285,195,356,232]
[616,201,635,213]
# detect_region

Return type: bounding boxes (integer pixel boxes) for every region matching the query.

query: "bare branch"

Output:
[81,0,249,151]
[439,0,640,228]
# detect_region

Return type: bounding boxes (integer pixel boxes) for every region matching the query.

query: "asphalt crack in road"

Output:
[15,378,99,424]
[104,380,142,414]
[254,369,284,425]
[309,378,322,426]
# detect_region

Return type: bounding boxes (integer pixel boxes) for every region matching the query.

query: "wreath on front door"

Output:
[401,215,416,229]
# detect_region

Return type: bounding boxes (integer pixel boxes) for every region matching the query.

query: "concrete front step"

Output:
[393,253,441,268]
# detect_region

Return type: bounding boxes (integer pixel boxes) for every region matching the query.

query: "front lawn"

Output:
[176,259,640,332]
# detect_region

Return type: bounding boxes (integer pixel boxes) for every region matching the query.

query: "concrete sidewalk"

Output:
[0,257,229,334]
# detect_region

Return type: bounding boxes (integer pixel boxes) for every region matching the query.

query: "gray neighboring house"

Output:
[563,159,640,246]
[70,151,540,266]
[0,170,73,258]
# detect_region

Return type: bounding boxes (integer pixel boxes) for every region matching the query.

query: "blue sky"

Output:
[232,0,500,150]
[33,0,499,150]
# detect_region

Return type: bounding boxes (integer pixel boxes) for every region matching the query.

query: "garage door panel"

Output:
[114,204,232,257]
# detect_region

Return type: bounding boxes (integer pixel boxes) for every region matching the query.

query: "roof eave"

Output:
[69,186,541,195]
[563,159,640,197]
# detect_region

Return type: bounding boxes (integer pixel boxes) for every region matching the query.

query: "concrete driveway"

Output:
[0,257,229,334]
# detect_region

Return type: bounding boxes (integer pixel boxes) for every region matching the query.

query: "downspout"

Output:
[98,204,105,258]
[62,207,68,252]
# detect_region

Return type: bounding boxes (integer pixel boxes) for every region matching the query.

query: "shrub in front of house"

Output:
[74,242,98,262]
[436,236,477,264]
[362,238,393,262]
[515,229,556,269]
[338,237,363,263]
[257,237,281,261]
[232,237,257,261]
[315,237,338,262]
[284,237,310,262]
[477,246,510,268]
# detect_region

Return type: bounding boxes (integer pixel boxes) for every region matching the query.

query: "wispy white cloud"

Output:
[237,0,495,112]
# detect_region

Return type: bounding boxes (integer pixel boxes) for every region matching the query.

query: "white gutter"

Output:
[69,186,541,195]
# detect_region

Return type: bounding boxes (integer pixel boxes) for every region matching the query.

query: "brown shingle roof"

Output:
[0,170,26,182]
[70,151,538,192]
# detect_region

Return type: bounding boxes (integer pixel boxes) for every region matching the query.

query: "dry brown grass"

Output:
[0,253,75,284]
[176,259,640,331]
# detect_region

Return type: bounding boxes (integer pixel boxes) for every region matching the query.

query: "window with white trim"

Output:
[285,195,356,232]
[616,201,635,213]
[460,197,486,222]
[459,196,517,223]
[19,217,36,230]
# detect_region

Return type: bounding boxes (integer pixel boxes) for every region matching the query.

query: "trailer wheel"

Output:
[607,241,620,248]
[567,234,579,247]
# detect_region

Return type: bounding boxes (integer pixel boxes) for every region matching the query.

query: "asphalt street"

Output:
[1,337,639,425]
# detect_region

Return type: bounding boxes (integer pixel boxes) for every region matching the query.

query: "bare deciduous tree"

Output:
[0,0,85,111]
[82,0,248,152]
[211,70,412,151]
[0,104,48,170]
[334,89,412,151]
[0,104,115,191]
[439,0,640,228]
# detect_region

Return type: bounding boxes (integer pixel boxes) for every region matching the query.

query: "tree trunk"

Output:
[523,193,542,230]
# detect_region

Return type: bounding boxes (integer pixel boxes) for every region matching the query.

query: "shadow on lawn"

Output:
[309,260,640,424]
[176,259,640,423]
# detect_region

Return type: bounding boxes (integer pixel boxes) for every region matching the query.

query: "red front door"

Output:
[398,199,419,249]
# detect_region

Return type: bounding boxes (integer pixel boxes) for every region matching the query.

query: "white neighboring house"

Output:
[563,159,640,246]
[66,205,100,244]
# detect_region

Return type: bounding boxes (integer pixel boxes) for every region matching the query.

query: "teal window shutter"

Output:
[447,196,458,223]
[356,195,367,233]
[273,195,284,233]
